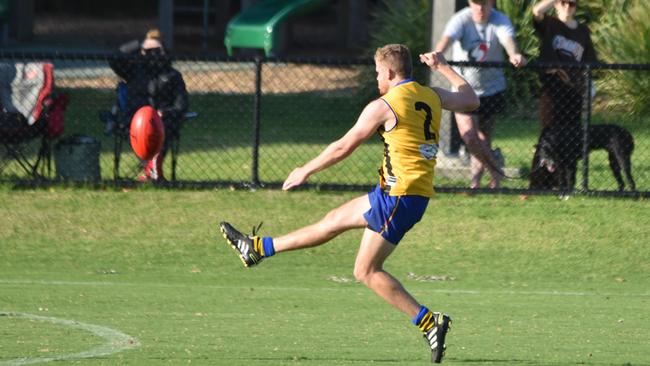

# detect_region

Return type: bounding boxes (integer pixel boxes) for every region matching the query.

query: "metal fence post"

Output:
[581,65,592,192]
[251,56,262,187]
[430,0,463,157]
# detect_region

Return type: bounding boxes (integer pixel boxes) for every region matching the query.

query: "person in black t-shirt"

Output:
[530,0,597,189]
[532,0,597,128]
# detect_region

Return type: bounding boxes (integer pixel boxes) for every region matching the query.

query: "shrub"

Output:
[358,0,431,100]
[496,0,539,59]
[591,0,650,115]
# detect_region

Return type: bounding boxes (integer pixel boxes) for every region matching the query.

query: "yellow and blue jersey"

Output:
[378,80,442,197]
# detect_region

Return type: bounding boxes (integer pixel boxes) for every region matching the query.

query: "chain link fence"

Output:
[0,52,647,196]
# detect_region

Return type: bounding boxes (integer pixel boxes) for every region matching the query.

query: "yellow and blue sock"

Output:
[412,305,435,332]
[254,236,275,257]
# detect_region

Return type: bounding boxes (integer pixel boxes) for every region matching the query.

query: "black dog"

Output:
[530,124,635,191]
[530,123,583,190]
[588,124,635,191]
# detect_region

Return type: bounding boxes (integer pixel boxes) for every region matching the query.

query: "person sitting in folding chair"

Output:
[104,28,189,182]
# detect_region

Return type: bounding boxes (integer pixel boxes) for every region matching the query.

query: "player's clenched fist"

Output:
[419,51,449,70]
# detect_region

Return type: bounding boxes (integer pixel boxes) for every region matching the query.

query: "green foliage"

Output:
[357,0,432,99]
[573,0,634,25]
[496,0,540,109]
[366,0,432,58]
[592,0,648,62]
[592,0,650,115]
[497,0,539,59]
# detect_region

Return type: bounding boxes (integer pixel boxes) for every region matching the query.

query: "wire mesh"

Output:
[0,52,647,196]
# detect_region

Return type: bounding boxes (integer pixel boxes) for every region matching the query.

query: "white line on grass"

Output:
[0,312,139,366]
[1,279,649,298]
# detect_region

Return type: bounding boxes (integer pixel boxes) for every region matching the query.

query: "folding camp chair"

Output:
[0,62,65,179]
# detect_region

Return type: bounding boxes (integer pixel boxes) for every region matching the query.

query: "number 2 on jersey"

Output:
[415,101,435,141]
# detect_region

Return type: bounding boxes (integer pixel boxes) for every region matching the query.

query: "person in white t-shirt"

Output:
[435,0,526,189]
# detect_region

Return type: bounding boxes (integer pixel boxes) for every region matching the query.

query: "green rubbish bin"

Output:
[54,135,101,182]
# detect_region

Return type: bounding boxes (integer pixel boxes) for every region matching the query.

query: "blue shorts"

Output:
[363,184,429,245]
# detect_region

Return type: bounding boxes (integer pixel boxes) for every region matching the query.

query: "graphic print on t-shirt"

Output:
[552,35,585,62]
[470,43,489,62]
[469,23,489,62]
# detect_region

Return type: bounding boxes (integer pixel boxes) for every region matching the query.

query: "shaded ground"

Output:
[56,64,361,95]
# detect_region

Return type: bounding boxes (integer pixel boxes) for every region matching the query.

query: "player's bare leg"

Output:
[353,228,421,316]
[272,194,369,253]
[220,195,369,267]
[353,228,451,363]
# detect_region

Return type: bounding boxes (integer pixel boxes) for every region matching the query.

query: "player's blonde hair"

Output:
[374,44,413,78]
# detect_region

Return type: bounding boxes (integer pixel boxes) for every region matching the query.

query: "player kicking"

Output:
[219,44,479,363]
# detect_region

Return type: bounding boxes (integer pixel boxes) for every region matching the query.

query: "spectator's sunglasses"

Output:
[559,0,577,7]
[142,47,164,56]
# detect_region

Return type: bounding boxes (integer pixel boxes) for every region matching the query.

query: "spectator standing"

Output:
[108,28,189,182]
[532,0,597,128]
[434,0,526,189]
[529,0,598,189]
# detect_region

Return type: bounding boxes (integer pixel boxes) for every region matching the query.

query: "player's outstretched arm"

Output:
[282,99,391,191]
[419,51,480,112]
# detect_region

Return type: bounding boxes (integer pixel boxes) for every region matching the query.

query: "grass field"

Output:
[1,187,649,365]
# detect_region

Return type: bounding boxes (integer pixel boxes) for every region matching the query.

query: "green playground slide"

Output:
[224,0,328,56]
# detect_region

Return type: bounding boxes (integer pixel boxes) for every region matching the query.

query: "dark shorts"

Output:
[363,184,429,245]
[471,91,506,121]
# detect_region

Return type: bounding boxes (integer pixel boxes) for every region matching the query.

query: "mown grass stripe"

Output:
[1,279,648,298]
